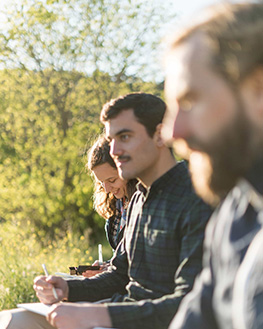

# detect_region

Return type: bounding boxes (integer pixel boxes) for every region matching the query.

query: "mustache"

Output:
[114,155,131,162]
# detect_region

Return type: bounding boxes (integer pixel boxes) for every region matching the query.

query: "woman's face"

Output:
[92,163,127,199]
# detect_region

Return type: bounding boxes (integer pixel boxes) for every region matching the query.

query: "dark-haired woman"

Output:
[84,135,137,276]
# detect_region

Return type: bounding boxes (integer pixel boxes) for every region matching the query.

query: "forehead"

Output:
[92,163,118,181]
[104,108,145,138]
[165,33,211,99]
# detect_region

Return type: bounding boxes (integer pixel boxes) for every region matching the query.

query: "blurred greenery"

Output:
[0,0,179,309]
[0,0,176,243]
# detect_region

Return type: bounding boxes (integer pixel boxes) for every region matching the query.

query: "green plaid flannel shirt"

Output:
[67,161,212,329]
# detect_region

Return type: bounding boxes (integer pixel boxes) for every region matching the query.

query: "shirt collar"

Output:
[136,161,188,198]
[233,157,263,213]
[236,179,263,212]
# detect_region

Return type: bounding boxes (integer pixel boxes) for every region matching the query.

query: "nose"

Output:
[162,105,191,143]
[172,110,192,140]
[110,139,122,157]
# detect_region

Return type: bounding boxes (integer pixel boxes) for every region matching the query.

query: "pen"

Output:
[98,244,103,265]
[42,263,58,300]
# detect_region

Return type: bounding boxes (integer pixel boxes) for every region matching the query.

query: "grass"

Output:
[0,219,112,311]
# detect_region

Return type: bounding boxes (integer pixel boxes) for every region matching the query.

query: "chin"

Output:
[119,170,134,182]
[189,149,246,207]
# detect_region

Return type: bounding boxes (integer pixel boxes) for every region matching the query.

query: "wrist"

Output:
[92,305,112,328]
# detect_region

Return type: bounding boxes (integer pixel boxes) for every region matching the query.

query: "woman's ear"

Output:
[153,123,165,147]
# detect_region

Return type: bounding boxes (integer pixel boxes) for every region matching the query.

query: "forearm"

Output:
[107,291,186,329]
[67,268,129,302]
[47,302,113,329]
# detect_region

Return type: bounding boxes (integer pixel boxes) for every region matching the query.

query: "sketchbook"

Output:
[17,303,51,316]
[17,302,116,328]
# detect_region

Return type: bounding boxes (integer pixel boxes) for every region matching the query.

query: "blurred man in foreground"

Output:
[162,2,263,329]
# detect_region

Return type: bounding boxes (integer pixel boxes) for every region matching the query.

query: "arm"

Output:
[33,238,129,305]
[47,303,112,329]
[67,239,130,302]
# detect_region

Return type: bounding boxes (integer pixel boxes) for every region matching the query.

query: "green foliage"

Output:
[0,0,178,311]
[0,68,101,240]
[0,0,175,241]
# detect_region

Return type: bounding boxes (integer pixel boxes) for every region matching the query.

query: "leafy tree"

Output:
[0,0,176,242]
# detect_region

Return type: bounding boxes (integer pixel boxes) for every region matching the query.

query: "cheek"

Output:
[191,97,236,140]
[113,180,126,189]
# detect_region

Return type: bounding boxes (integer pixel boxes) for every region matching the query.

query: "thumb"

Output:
[46,276,69,300]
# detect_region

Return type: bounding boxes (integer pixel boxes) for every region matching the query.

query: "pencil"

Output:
[98,244,103,265]
[42,263,58,300]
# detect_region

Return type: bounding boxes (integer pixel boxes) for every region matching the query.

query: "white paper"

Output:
[17,303,50,316]
[55,272,85,280]
[17,303,117,328]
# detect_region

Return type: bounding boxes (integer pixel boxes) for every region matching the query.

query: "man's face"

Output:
[163,33,256,203]
[105,109,160,187]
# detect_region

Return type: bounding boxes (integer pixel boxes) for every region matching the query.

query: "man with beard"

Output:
[162,2,263,329]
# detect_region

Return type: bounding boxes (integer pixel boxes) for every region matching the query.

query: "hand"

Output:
[33,275,69,304]
[82,262,109,278]
[82,269,104,278]
[47,302,112,329]
[92,260,110,270]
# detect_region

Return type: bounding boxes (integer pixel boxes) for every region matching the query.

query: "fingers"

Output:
[82,269,104,278]
[33,276,65,304]
[47,303,59,328]
[34,281,57,304]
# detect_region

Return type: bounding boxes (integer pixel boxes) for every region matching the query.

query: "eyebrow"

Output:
[106,128,133,141]
[116,128,133,136]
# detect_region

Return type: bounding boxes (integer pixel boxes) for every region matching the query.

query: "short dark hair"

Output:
[100,92,166,137]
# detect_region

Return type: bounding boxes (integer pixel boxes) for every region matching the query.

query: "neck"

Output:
[139,149,177,188]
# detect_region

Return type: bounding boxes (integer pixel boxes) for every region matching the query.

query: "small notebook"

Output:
[17,303,51,316]
[17,302,117,328]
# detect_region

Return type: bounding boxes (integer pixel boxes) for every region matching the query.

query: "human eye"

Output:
[120,134,130,141]
[108,178,117,184]
[179,98,194,112]
[178,93,196,113]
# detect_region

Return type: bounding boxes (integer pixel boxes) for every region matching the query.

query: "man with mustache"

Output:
[162,2,263,329]
[0,93,212,329]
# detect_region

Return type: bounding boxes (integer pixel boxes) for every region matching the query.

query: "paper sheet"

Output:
[17,303,117,328]
[17,303,50,316]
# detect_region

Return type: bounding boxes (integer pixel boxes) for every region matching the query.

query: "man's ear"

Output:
[241,67,263,125]
[153,123,165,147]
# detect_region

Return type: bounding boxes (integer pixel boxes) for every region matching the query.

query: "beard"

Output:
[173,102,260,206]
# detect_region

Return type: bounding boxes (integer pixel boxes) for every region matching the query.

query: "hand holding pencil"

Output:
[42,264,58,299]
[33,265,69,304]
